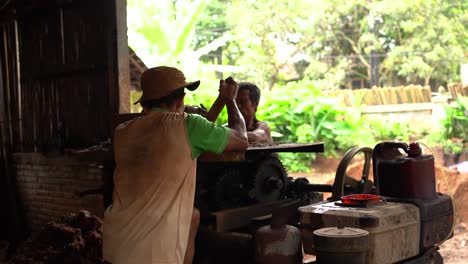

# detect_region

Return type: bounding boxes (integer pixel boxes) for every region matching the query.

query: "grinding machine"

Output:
[193,142,329,263]
[77,112,454,264]
[192,141,454,264]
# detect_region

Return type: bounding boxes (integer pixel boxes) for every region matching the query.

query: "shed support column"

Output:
[107,0,130,115]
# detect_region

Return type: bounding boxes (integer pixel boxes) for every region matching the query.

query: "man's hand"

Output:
[207,77,241,123]
[219,77,239,102]
[184,104,208,117]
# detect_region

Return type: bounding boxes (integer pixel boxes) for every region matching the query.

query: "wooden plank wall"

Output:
[1,19,20,147]
[0,0,127,244]
[0,0,128,153]
[0,19,28,245]
[16,1,116,151]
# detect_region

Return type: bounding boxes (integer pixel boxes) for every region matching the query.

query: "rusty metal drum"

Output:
[254,224,302,264]
[313,227,369,264]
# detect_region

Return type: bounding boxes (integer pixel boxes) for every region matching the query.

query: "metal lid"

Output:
[340,194,381,206]
[313,227,369,238]
[313,227,370,252]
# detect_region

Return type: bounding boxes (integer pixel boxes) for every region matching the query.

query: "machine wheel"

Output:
[213,169,250,210]
[250,156,288,203]
[329,146,374,201]
[286,177,324,205]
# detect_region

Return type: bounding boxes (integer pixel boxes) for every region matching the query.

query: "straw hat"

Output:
[134,66,200,104]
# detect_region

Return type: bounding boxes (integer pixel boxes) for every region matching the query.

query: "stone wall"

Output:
[13,153,106,231]
[362,102,438,130]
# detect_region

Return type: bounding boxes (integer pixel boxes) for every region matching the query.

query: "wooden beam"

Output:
[0,25,28,244]
[106,0,130,115]
[116,0,130,113]
[212,199,293,232]
[129,51,147,75]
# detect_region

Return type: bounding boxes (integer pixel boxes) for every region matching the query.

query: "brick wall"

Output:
[13,153,106,231]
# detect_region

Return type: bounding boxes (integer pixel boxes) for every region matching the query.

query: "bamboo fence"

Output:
[325,85,433,107]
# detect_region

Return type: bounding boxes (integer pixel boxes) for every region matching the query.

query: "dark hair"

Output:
[238,82,261,104]
[140,88,185,109]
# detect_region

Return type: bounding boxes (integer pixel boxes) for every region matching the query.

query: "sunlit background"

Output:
[127,0,467,173]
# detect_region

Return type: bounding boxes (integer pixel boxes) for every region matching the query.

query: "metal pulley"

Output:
[251,156,288,203]
[330,146,374,201]
[212,156,289,210]
[214,169,250,210]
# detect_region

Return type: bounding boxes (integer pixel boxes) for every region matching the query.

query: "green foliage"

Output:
[225,0,319,88]
[127,0,205,66]
[218,0,467,88]
[442,96,468,141]
[127,0,467,171]
[193,0,229,60]
[129,0,466,88]
[130,91,143,113]
[439,96,468,155]
[127,0,237,77]
[423,96,468,155]
[442,139,464,156]
[368,119,411,142]
[256,81,376,158]
[278,153,315,173]
[377,0,467,85]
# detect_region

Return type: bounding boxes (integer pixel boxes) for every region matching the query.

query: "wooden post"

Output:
[106,0,130,115]
[0,25,28,246]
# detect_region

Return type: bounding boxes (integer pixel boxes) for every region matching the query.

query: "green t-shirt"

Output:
[149,108,230,159]
[186,114,231,159]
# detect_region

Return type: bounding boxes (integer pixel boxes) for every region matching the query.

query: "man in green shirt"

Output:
[103,66,247,264]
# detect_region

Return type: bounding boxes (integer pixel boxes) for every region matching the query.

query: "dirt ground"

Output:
[438,166,468,264]
[291,155,468,264]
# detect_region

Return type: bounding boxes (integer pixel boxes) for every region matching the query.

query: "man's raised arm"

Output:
[221,77,248,151]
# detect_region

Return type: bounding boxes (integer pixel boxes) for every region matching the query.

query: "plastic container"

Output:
[373,142,437,200]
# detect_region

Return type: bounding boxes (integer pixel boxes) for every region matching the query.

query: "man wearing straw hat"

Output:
[103,66,248,264]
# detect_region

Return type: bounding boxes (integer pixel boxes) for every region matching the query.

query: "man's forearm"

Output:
[226,100,247,139]
[206,97,225,122]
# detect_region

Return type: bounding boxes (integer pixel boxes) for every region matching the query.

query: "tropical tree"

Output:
[127,0,234,77]
[222,0,467,89]
[128,0,467,89]
[376,0,467,86]
[225,0,319,89]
